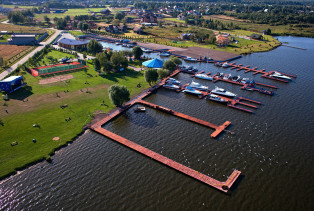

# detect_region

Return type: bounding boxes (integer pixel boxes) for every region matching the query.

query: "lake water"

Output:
[1,36,313,210]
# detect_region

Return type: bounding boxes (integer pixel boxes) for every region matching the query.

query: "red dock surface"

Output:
[93,127,241,193]
[138,100,231,138]
[225,63,296,83]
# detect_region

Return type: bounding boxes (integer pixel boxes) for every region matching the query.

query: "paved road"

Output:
[0,28,62,80]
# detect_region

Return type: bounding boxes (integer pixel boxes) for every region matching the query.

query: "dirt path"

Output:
[39,75,74,85]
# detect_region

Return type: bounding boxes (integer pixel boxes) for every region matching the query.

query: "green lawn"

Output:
[164,18,185,23]
[0,34,10,42]
[35,8,108,20]
[68,30,86,37]
[0,50,150,179]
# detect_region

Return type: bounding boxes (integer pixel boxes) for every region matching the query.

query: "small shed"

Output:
[0,76,26,93]
[133,27,143,34]
[250,34,263,40]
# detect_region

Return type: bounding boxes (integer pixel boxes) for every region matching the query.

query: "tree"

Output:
[144,68,158,86]
[94,58,101,72]
[97,53,109,67]
[115,12,125,20]
[109,85,130,107]
[266,28,272,35]
[170,56,182,65]
[78,22,83,31]
[83,52,87,59]
[158,21,163,28]
[110,52,128,71]
[64,15,71,22]
[132,46,143,60]
[163,60,177,72]
[102,61,113,73]
[157,69,169,79]
[87,39,103,55]
[112,19,120,26]
[83,23,89,32]
[44,15,50,24]
[98,26,101,31]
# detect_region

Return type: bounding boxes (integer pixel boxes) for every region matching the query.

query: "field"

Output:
[0,15,7,22]
[29,50,77,68]
[68,30,86,37]
[0,49,150,179]
[205,15,314,37]
[0,45,31,60]
[0,34,10,42]
[163,18,185,24]
[0,23,47,34]
[142,25,280,54]
[34,8,108,20]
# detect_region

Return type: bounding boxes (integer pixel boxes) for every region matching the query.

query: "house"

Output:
[100,9,111,15]
[133,27,143,34]
[181,33,193,40]
[250,34,263,40]
[105,25,119,33]
[58,38,89,50]
[216,34,230,46]
[140,13,157,23]
[8,35,38,45]
[118,25,128,32]
[125,17,134,23]
[0,76,26,93]
[177,14,185,21]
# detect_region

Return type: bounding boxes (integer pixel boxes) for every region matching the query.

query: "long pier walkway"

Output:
[227,62,297,83]
[138,100,231,138]
[93,127,241,193]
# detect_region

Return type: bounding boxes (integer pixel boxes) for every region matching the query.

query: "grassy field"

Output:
[0,49,150,179]
[0,23,47,34]
[30,50,77,68]
[205,15,314,37]
[1,5,34,9]
[142,25,280,54]
[34,8,107,20]
[164,18,185,24]
[0,34,10,42]
[68,30,86,37]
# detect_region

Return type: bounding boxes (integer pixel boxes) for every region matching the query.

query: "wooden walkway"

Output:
[138,100,231,138]
[227,63,297,83]
[93,127,241,193]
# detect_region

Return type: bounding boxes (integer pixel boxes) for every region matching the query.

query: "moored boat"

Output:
[187,81,209,91]
[184,57,198,62]
[211,86,237,97]
[269,72,292,80]
[167,78,181,85]
[222,62,229,68]
[134,106,146,112]
[160,52,170,57]
[182,87,202,95]
[195,73,213,81]
[163,83,180,90]
[142,48,152,53]
[207,94,228,104]
[223,74,231,80]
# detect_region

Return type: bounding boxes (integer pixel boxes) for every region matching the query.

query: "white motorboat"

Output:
[122,44,128,47]
[163,83,180,90]
[187,81,209,91]
[184,57,198,62]
[187,66,193,70]
[211,86,237,97]
[241,78,250,84]
[160,52,170,57]
[181,66,187,71]
[115,42,121,45]
[215,62,222,67]
[182,87,202,95]
[269,72,292,80]
[127,44,133,48]
[223,74,231,80]
[222,62,229,68]
[195,73,213,81]
[134,106,146,112]
[167,78,181,85]
[207,94,228,104]
[142,48,152,53]
[231,76,241,82]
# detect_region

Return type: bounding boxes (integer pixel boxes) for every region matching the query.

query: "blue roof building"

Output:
[142,58,164,68]
[0,76,26,93]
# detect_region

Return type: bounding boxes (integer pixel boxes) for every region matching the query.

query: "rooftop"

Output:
[58,38,89,46]
[11,35,36,38]
[0,76,23,83]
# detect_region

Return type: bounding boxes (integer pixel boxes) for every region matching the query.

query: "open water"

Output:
[0,36,313,210]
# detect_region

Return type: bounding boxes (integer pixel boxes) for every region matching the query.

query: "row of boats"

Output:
[163,78,237,103]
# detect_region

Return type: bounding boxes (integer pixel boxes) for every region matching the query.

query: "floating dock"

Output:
[225,63,297,83]
[138,100,231,138]
[93,127,241,193]
[212,74,277,95]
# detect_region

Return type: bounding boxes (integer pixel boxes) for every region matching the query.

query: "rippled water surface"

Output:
[1,37,314,210]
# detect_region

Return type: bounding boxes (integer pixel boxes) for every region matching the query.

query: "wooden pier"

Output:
[138,100,231,138]
[93,127,241,193]
[212,74,277,95]
[226,63,297,83]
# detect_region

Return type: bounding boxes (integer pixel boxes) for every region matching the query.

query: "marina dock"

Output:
[93,127,241,193]
[138,100,231,138]
[226,63,297,83]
